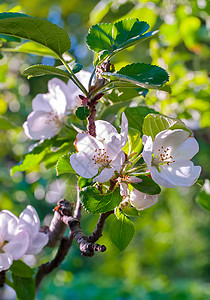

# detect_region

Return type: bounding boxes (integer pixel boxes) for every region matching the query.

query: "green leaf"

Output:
[0,12,71,58]
[106,85,148,102]
[142,113,192,140]
[124,106,158,135]
[23,64,72,79]
[100,100,133,120]
[56,153,76,176]
[23,61,83,79]
[75,106,90,120]
[131,174,161,195]
[0,116,15,130]
[109,213,135,250]
[86,18,157,56]
[0,33,21,42]
[122,206,140,217]
[11,135,75,175]
[78,177,93,189]
[94,49,110,66]
[123,127,142,156]
[10,138,58,175]
[10,260,35,278]
[1,41,59,58]
[12,274,35,300]
[10,152,46,176]
[196,180,210,212]
[57,61,83,74]
[80,187,122,214]
[44,143,70,169]
[103,63,169,89]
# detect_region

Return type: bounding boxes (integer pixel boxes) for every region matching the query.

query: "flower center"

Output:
[92,148,112,167]
[153,146,175,166]
[0,235,6,253]
[119,175,132,183]
[45,112,62,126]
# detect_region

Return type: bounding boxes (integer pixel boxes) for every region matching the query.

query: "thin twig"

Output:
[35,190,106,289]
[88,211,114,243]
[62,215,106,257]
[87,93,103,137]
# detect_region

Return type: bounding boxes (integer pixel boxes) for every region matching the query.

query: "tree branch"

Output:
[0,271,5,288]
[36,199,75,290]
[88,211,114,243]
[62,215,106,257]
[36,234,74,290]
[36,188,106,289]
[47,199,73,247]
[86,92,103,138]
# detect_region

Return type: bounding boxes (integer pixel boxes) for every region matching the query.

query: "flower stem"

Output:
[61,58,89,97]
[88,68,96,89]
[90,81,116,99]
[126,164,147,174]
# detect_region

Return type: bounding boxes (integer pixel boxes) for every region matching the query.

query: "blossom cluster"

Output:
[22,74,201,214]
[0,205,48,272]
[23,71,90,140]
[69,113,201,211]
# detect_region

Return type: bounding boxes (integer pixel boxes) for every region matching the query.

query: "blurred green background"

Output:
[0,0,210,299]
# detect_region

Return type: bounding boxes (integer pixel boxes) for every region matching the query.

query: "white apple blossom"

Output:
[18,205,49,255]
[70,113,128,183]
[142,129,201,188]
[23,70,91,140]
[118,176,159,211]
[0,205,49,272]
[0,211,29,271]
[129,189,159,210]
[95,112,128,149]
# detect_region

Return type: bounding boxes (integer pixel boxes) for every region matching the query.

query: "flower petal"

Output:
[150,166,175,188]
[93,168,115,183]
[0,253,13,271]
[130,189,159,210]
[26,232,49,255]
[67,70,91,110]
[75,70,91,90]
[142,135,153,166]
[120,182,129,197]
[120,112,128,147]
[32,86,67,117]
[74,133,103,154]
[104,136,123,158]
[3,230,29,260]
[23,111,61,140]
[19,205,40,237]
[95,120,118,142]
[32,94,52,112]
[22,254,36,267]
[172,137,199,160]
[110,150,125,173]
[153,129,190,157]
[0,211,19,240]
[66,82,81,110]
[160,160,201,187]
[70,152,99,178]
[47,78,69,115]
[129,177,142,183]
